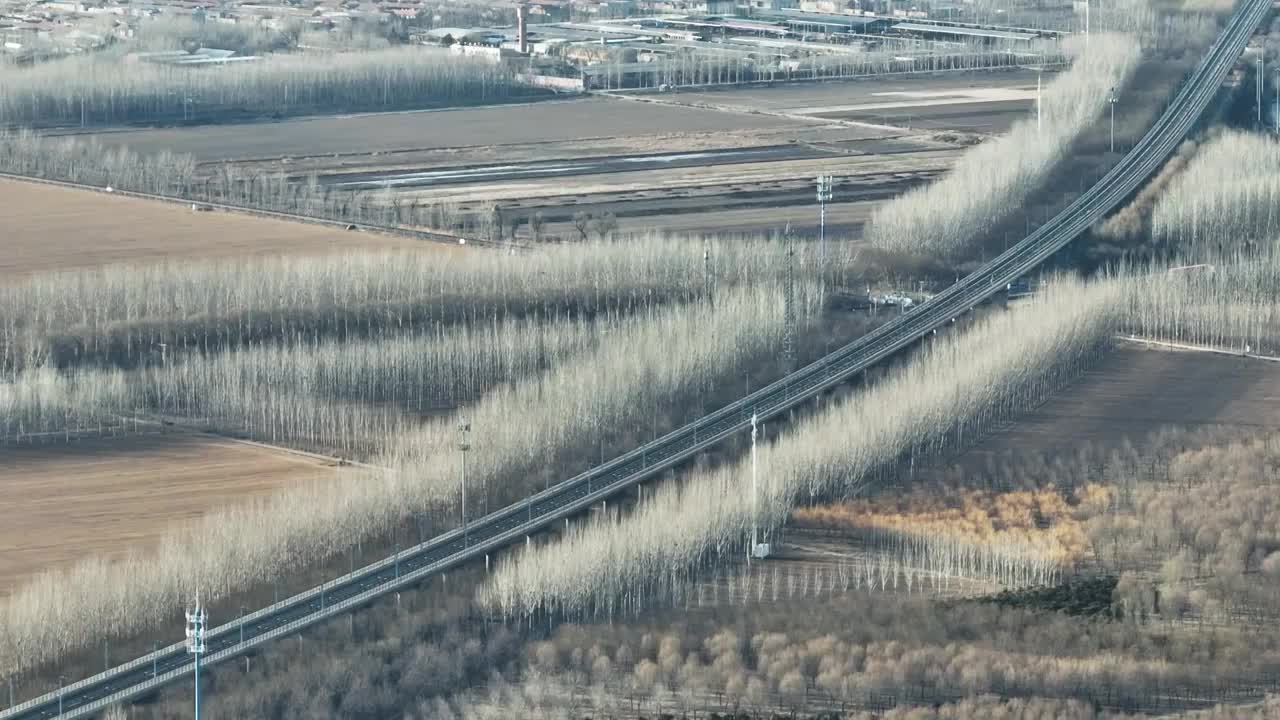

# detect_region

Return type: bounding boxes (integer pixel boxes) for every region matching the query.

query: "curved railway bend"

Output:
[2,1,1270,716]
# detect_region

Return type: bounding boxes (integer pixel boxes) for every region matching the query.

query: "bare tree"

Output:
[474,204,498,242]
[490,206,504,243]
[867,34,1139,259]
[0,46,522,128]
[530,211,545,243]
[592,212,619,241]
[572,211,593,242]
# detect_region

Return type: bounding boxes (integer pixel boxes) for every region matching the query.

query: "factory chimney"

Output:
[516,4,529,54]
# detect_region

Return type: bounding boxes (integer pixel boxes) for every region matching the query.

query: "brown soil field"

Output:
[396,143,954,238]
[541,199,882,237]
[401,146,956,205]
[227,124,901,176]
[0,433,338,593]
[771,346,1280,593]
[0,178,434,277]
[78,97,809,163]
[960,344,1280,465]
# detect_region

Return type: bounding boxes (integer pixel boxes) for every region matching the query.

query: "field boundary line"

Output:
[1117,335,1280,363]
[604,91,906,134]
[0,170,525,252]
[208,434,385,470]
[204,126,833,166]
[117,414,388,471]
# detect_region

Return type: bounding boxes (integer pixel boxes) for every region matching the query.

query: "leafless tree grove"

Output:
[867,33,1141,260]
[0,46,523,127]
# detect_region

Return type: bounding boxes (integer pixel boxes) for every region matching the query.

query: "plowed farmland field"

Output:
[0,433,338,592]
[0,178,433,277]
[959,344,1280,464]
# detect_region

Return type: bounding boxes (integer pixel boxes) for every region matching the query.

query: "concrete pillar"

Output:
[517,5,529,54]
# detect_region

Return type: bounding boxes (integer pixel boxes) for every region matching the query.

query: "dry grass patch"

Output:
[0,178,429,277]
[0,432,335,594]
[792,485,1106,568]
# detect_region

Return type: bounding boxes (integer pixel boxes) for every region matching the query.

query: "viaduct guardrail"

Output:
[2,0,1269,716]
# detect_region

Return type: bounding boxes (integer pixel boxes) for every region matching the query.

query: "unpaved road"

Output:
[653,70,1045,134]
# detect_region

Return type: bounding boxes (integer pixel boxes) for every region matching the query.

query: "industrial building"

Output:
[441,2,1062,91]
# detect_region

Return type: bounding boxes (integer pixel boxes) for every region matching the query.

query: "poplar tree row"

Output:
[866,33,1140,260]
[0,233,818,373]
[0,46,523,127]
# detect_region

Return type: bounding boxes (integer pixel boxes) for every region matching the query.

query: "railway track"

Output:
[2,0,1269,716]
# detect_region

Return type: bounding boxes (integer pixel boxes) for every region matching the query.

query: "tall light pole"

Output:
[781,225,796,374]
[1036,68,1042,135]
[1108,88,1117,153]
[1257,53,1265,129]
[815,174,833,274]
[458,420,471,544]
[749,411,758,562]
[185,596,207,720]
[1084,0,1089,50]
[1273,68,1279,134]
[703,239,713,310]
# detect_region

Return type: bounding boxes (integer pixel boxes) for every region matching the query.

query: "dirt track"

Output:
[0,433,337,592]
[650,70,1044,134]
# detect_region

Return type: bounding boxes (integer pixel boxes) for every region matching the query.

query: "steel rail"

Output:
[2,2,1267,717]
